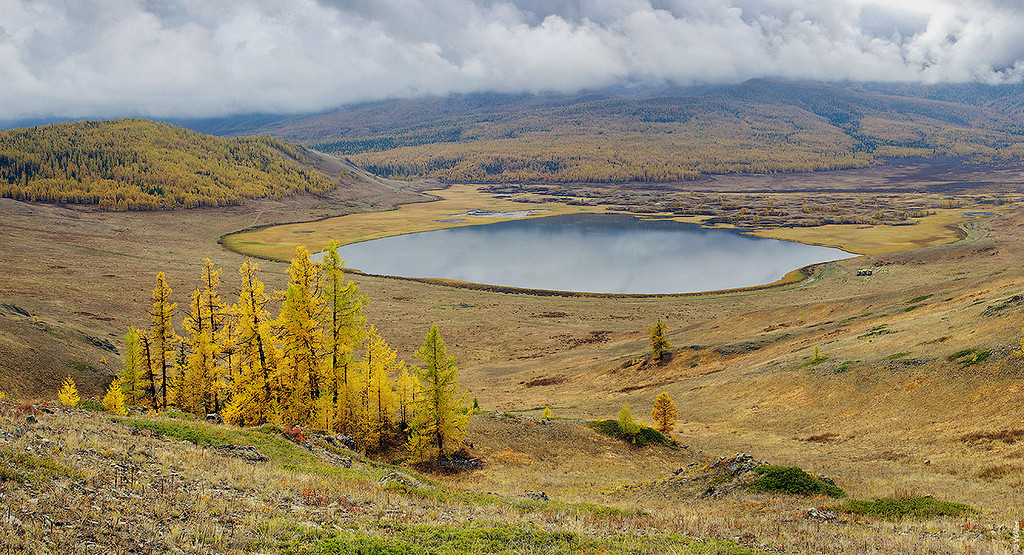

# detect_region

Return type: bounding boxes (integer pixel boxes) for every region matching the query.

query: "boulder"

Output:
[213,444,268,462]
[327,434,357,450]
[205,413,224,424]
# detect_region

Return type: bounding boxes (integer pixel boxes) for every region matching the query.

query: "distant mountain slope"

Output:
[215,80,1024,184]
[0,119,336,210]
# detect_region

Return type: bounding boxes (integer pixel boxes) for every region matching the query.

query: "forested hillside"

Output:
[0,119,335,210]
[229,80,1024,184]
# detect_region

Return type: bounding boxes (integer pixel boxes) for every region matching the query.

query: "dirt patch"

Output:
[522,376,567,388]
[553,330,612,348]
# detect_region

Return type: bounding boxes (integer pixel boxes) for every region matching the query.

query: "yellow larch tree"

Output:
[360,326,399,451]
[277,246,325,427]
[148,272,177,410]
[103,379,128,415]
[647,320,671,363]
[138,330,158,409]
[180,288,217,415]
[650,392,679,435]
[223,260,280,426]
[319,241,366,434]
[409,325,467,462]
[58,374,80,407]
[395,364,418,429]
[119,327,143,406]
[199,258,229,413]
[618,401,636,434]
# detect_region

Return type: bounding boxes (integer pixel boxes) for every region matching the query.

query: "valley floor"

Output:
[5,160,1024,552]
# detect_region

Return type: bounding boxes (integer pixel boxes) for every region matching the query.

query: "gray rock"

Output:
[328,434,357,450]
[806,507,839,522]
[205,413,224,424]
[378,471,422,489]
[522,490,549,502]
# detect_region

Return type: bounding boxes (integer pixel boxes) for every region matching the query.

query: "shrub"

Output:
[835,496,977,520]
[588,419,671,448]
[747,465,845,497]
[78,399,105,412]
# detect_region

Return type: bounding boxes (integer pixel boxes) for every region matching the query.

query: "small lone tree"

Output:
[617,401,637,434]
[103,379,128,415]
[650,392,679,435]
[58,374,80,407]
[647,320,671,363]
[409,325,467,462]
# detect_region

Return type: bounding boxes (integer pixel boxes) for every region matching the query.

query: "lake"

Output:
[329,213,853,294]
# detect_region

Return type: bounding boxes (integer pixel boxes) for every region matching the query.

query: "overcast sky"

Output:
[3,0,1024,119]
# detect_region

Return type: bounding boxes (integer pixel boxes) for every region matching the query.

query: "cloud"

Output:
[2,0,1024,119]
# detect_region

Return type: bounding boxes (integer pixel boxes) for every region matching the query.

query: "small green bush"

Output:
[747,465,845,497]
[78,398,105,412]
[588,419,670,447]
[835,496,977,520]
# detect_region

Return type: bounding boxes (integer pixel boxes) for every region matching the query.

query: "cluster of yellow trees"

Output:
[116,245,467,459]
[0,119,335,210]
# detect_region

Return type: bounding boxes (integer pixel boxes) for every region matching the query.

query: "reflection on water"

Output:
[329,214,853,294]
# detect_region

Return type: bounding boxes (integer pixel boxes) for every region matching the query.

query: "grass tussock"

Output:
[858,324,895,338]
[587,419,671,448]
[746,466,845,498]
[0,447,71,483]
[960,428,1024,445]
[835,496,978,520]
[946,348,990,366]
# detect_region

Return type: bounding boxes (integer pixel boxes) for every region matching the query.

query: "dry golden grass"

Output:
[3,406,1021,554]
[222,184,610,260]
[750,208,991,254]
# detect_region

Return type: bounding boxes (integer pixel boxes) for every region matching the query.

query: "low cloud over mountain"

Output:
[3,0,1024,119]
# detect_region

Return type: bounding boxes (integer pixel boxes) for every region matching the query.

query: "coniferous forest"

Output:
[0,119,335,210]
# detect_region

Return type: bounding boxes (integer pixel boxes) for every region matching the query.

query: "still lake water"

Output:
[331,214,853,294]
